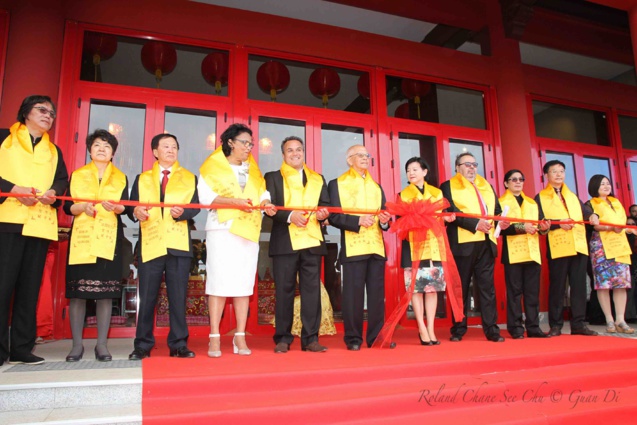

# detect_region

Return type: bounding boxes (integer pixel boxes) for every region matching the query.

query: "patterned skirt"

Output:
[590,231,631,290]
[404,262,446,293]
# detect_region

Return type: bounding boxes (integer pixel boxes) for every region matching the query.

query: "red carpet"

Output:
[142,328,637,424]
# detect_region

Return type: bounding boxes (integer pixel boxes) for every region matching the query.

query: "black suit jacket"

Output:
[440,178,502,258]
[327,175,388,263]
[128,174,200,260]
[265,168,329,256]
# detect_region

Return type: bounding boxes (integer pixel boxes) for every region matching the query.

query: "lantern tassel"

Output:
[415,95,421,119]
[155,69,163,88]
[322,93,328,108]
[270,88,277,102]
[215,81,221,95]
[92,54,101,82]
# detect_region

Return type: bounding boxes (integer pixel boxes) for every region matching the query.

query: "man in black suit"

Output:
[441,152,508,342]
[265,136,330,353]
[128,133,199,360]
[328,145,392,350]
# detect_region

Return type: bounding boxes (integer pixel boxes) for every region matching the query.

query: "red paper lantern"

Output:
[141,41,177,88]
[309,68,340,108]
[394,103,410,119]
[401,78,431,119]
[357,74,370,99]
[256,61,290,101]
[201,52,229,95]
[83,32,118,82]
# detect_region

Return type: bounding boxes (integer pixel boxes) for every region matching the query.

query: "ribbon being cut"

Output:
[372,197,464,349]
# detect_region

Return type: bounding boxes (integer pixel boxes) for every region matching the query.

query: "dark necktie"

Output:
[556,188,568,212]
[161,170,170,196]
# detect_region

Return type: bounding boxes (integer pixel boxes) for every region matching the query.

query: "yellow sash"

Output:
[449,173,497,245]
[337,168,385,257]
[499,190,542,264]
[0,122,58,240]
[69,162,126,264]
[590,197,631,264]
[538,184,588,258]
[138,161,195,261]
[400,183,442,261]
[281,162,324,250]
[200,147,265,243]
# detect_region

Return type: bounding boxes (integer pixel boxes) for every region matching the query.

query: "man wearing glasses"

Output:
[265,136,330,353]
[535,160,599,337]
[328,145,392,351]
[441,152,508,342]
[0,95,69,365]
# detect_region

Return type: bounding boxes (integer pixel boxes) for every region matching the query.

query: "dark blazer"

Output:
[265,168,329,256]
[128,173,200,260]
[327,175,388,264]
[440,178,502,258]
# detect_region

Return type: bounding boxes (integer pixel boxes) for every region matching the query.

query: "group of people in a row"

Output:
[0,95,634,366]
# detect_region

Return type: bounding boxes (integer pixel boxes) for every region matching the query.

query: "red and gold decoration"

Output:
[83,32,118,82]
[258,267,276,324]
[401,78,431,119]
[357,73,370,100]
[201,52,229,95]
[309,67,340,108]
[141,41,177,88]
[394,102,410,119]
[256,60,290,101]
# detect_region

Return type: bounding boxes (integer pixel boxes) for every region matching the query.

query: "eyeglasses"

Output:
[458,162,479,168]
[348,153,371,159]
[508,177,525,183]
[33,106,56,119]
[233,138,254,149]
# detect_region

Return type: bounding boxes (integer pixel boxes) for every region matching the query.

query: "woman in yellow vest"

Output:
[198,124,276,357]
[64,129,128,362]
[499,169,551,339]
[585,174,636,334]
[400,157,455,345]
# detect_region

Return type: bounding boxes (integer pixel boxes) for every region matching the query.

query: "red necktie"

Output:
[161,170,170,196]
[556,188,568,212]
[471,183,487,216]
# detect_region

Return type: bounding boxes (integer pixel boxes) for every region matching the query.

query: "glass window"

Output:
[583,157,611,193]
[321,124,365,182]
[256,117,306,176]
[532,101,609,146]
[618,115,637,150]
[631,161,637,204]
[387,76,486,129]
[81,31,230,96]
[397,133,438,188]
[448,139,485,178]
[545,152,577,195]
[248,55,371,113]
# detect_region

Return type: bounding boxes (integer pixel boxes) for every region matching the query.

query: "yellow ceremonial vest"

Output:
[0,122,59,240]
[138,161,195,261]
[590,197,631,264]
[400,183,443,261]
[337,168,385,257]
[200,147,266,243]
[281,162,324,251]
[448,173,497,245]
[69,162,126,264]
[538,184,588,258]
[499,190,542,265]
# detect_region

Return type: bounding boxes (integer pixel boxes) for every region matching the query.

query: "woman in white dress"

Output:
[198,124,276,357]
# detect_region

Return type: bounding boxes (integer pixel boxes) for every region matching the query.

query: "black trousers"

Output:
[547,253,588,330]
[272,250,322,347]
[504,261,541,336]
[342,257,385,346]
[134,254,190,351]
[451,241,500,338]
[0,233,50,359]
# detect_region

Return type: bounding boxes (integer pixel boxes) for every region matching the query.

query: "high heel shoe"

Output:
[66,346,84,362]
[419,333,433,346]
[233,332,252,356]
[208,334,221,358]
[94,346,112,362]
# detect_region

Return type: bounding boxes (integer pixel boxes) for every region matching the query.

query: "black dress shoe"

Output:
[430,340,440,345]
[487,334,505,342]
[450,335,462,342]
[570,326,598,336]
[274,342,290,353]
[94,347,112,362]
[346,344,361,351]
[66,347,84,362]
[389,342,397,349]
[548,327,562,337]
[419,333,433,346]
[510,334,525,340]
[170,346,195,358]
[302,341,328,352]
[527,330,550,338]
[129,348,150,360]
[9,353,45,365]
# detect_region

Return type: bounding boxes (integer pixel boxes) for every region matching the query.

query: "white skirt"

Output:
[205,229,259,297]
